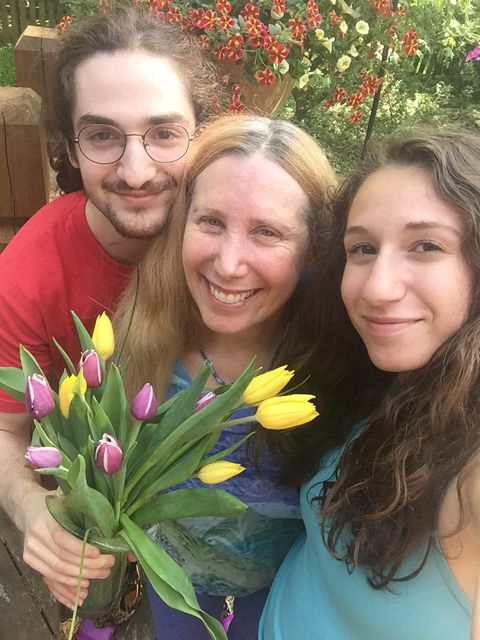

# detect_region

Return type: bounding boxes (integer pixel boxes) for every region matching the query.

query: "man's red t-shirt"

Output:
[0,191,133,411]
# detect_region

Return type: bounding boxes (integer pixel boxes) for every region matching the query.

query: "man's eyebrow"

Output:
[76,113,193,128]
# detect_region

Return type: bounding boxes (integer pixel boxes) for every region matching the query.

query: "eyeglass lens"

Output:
[77,123,190,164]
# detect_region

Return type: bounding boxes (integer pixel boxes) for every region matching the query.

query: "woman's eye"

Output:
[255,228,280,240]
[413,241,442,253]
[199,216,223,230]
[346,243,376,256]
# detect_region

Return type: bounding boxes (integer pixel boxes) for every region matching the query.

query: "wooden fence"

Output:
[0,0,66,45]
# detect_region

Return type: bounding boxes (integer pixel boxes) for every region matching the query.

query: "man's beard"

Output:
[87,176,178,239]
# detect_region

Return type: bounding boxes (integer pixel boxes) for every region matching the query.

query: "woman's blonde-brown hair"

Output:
[113,114,336,402]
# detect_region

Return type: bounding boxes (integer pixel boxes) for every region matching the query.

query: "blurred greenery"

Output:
[0,44,15,87]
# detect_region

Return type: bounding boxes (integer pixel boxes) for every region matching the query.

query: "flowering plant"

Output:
[133,0,420,116]
[0,311,318,640]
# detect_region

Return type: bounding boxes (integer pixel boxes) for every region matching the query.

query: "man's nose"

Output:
[115,136,158,188]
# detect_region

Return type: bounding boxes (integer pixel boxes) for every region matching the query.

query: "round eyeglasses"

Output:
[73,123,194,164]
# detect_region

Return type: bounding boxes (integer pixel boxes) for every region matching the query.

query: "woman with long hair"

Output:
[260,127,480,639]
[113,114,337,638]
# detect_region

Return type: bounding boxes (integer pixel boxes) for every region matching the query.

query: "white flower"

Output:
[298,73,310,89]
[277,60,290,75]
[323,38,335,53]
[355,20,369,35]
[336,55,352,72]
[315,28,325,40]
[339,20,348,34]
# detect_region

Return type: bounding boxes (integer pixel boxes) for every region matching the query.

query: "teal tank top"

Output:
[259,445,472,639]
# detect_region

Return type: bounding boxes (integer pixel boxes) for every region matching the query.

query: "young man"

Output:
[0,8,218,609]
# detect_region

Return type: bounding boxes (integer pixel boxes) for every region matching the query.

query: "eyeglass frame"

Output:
[72,122,195,165]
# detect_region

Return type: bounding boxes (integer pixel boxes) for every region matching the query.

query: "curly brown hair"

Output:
[49,7,220,193]
[293,126,480,588]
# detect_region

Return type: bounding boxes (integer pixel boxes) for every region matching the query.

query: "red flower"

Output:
[272,0,286,15]
[163,7,183,25]
[334,87,347,103]
[219,14,234,30]
[402,27,418,56]
[226,34,244,61]
[348,91,365,108]
[256,67,276,86]
[229,83,246,113]
[149,0,172,10]
[323,98,335,108]
[328,11,343,27]
[360,71,383,96]
[371,0,392,18]
[263,36,289,64]
[197,9,218,30]
[240,2,260,20]
[57,15,72,34]
[212,44,228,61]
[349,110,362,124]
[245,17,267,47]
[289,17,305,41]
[306,0,322,29]
[198,35,211,51]
[216,0,232,14]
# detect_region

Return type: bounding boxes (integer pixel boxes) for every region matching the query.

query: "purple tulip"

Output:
[194,391,216,413]
[465,44,480,62]
[77,619,115,640]
[95,433,123,475]
[25,446,62,469]
[79,349,103,388]
[130,383,157,421]
[25,373,55,419]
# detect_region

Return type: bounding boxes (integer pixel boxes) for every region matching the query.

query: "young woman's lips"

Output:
[364,316,420,335]
[206,279,258,305]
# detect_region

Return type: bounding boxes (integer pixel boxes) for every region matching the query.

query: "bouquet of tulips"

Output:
[0,311,318,640]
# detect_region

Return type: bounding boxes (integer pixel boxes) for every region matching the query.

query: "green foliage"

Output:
[0,44,15,87]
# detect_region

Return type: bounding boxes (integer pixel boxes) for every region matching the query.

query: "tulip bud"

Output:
[25,446,62,469]
[24,373,55,419]
[197,461,245,485]
[130,383,157,421]
[255,394,319,430]
[242,365,294,405]
[194,391,216,413]
[91,312,115,360]
[79,349,103,388]
[95,433,123,475]
[59,370,87,418]
[77,619,114,640]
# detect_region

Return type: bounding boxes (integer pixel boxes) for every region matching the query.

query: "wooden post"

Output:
[14,25,60,127]
[0,87,50,251]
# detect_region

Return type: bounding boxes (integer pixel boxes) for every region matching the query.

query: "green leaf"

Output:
[0,367,26,401]
[125,434,213,514]
[119,515,227,640]
[68,393,92,451]
[71,310,95,352]
[52,337,76,375]
[200,431,254,466]
[65,455,117,537]
[19,345,45,377]
[131,488,247,528]
[100,364,128,442]
[124,360,256,496]
[91,396,115,440]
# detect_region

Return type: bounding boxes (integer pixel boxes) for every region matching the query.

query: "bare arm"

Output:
[0,411,115,608]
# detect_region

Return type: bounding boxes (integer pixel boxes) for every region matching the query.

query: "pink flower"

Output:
[465,45,480,62]
[95,434,123,475]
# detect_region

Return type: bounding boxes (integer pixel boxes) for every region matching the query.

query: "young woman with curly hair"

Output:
[260,127,480,640]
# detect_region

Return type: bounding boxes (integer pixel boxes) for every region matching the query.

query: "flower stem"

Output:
[67,528,91,640]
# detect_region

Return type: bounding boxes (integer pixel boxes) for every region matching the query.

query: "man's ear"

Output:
[66,138,79,168]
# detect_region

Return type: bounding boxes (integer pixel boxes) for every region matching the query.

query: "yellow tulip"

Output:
[255,394,319,430]
[59,370,87,418]
[242,365,294,405]
[197,461,245,485]
[91,312,115,360]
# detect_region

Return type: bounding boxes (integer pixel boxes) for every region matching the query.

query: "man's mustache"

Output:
[102,177,177,195]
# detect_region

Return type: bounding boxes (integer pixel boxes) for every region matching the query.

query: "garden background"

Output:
[0,0,478,177]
